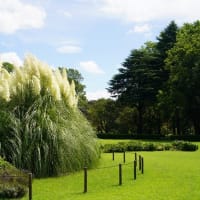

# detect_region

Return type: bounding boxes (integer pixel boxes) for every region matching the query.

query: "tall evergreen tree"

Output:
[108,42,162,135]
[157,21,178,61]
[155,21,179,135]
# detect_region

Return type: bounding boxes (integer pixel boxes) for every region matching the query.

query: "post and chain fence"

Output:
[0,152,145,198]
[83,152,145,193]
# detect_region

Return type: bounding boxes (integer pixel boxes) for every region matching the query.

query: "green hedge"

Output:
[102,141,198,152]
[98,133,200,141]
[171,141,199,151]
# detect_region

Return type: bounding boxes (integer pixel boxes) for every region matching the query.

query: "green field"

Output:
[21,140,200,200]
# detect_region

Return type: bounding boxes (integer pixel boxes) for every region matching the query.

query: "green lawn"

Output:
[21,141,200,200]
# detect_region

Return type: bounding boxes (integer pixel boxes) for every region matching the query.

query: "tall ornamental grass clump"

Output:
[0,55,100,177]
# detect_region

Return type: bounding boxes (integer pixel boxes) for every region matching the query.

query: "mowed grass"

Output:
[20,141,200,200]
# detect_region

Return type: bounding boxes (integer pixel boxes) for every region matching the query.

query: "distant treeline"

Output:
[85,20,200,137]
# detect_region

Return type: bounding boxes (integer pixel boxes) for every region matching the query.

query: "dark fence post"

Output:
[141,157,144,174]
[123,151,126,163]
[28,173,32,200]
[119,164,122,185]
[134,152,137,166]
[134,160,137,180]
[112,151,115,161]
[84,167,87,193]
[139,155,141,171]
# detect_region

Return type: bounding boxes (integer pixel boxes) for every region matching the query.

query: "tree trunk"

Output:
[175,107,181,135]
[157,115,161,135]
[137,104,144,135]
[193,119,200,135]
[172,116,176,135]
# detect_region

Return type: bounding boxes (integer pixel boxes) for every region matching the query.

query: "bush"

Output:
[172,141,198,151]
[98,133,200,141]
[102,141,198,152]
[0,157,28,199]
[142,143,157,151]
[126,142,144,151]
[103,143,126,152]
[0,185,26,198]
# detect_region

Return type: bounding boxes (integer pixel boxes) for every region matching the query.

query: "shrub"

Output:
[126,142,144,151]
[156,145,165,151]
[0,157,28,199]
[172,141,198,151]
[102,141,198,152]
[0,185,26,198]
[142,143,157,151]
[103,143,126,152]
[164,144,171,150]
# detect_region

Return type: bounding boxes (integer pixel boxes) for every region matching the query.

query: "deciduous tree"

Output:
[166,20,200,135]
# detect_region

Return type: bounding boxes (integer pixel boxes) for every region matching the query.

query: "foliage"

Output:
[156,20,178,61]
[87,98,118,134]
[166,20,200,135]
[2,62,14,73]
[98,133,200,141]
[104,21,180,137]
[106,20,200,137]
[108,42,164,134]
[0,156,28,198]
[172,141,198,151]
[115,106,138,134]
[102,141,198,152]
[0,55,100,177]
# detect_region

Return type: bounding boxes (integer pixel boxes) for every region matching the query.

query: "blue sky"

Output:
[1,0,200,100]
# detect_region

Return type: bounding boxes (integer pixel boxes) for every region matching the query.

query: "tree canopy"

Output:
[166,21,200,135]
[108,42,164,134]
[107,21,180,135]
[106,20,200,137]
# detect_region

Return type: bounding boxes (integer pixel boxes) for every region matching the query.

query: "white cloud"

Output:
[0,52,22,67]
[128,24,151,34]
[87,90,111,100]
[56,45,82,54]
[0,0,46,34]
[100,0,200,23]
[80,61,105,74]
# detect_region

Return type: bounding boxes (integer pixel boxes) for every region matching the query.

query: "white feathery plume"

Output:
[24,55,40,79]
[32,75,41,95]
[50,76,61,101]
[0,54,78,108]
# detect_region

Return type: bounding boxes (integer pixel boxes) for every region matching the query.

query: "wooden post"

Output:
[123,151,126,163]
[119,164,122,185]
[28,173,32,200]
[134,152,137,166]
[141,157,144,174]
[134,160,137,180]
[139,155,141,171]
[112,151,115,161]
[84,167,87,193]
